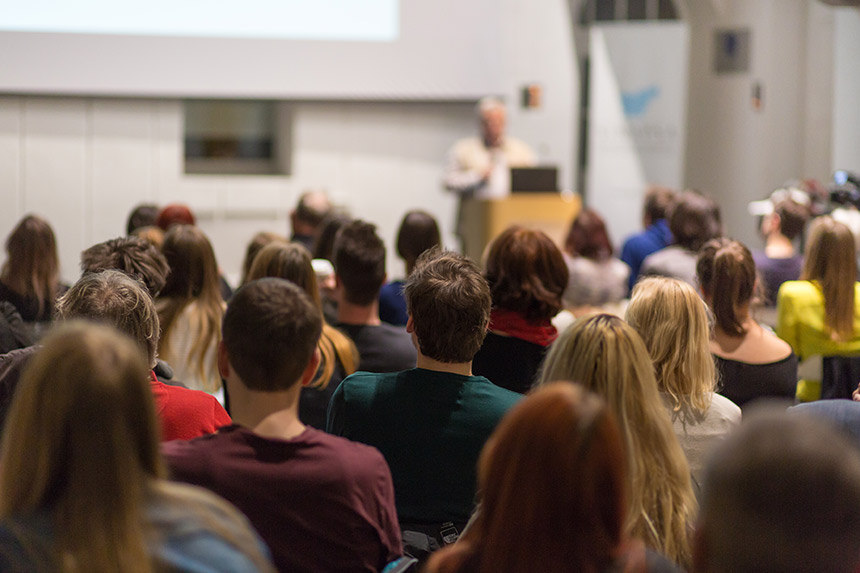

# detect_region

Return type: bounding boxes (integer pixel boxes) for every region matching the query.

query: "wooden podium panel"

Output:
[460,192,581,266]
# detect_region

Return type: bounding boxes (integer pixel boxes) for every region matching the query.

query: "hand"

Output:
[853,383,860,401]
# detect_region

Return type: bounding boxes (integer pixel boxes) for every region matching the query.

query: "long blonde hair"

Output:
[0,322,272,572]
[626,277,716,415]
[801,216,857,341]
[247,242,357,387]
[538,315,696,568]
[156,225,224,392]
[1,214,60,319]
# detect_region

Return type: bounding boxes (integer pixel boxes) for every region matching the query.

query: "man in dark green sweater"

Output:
[328,249,521,533]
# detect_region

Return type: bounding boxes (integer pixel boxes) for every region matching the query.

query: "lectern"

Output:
[460,192,581,266]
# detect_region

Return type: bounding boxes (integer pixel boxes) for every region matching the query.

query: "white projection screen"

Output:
[0,0,503,99]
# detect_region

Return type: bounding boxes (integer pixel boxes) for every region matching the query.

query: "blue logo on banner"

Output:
[621,86,659,118]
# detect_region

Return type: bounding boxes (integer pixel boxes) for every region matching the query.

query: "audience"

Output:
[561,207,629,317]
[696,238,797,409]
[621,185,676,291]
[245,241,358,430]
[156,225,226,399]
[0,322,272,571]
[290,190,332,252]
[426,383,682,573]
[0,214,67,326]
[751,191,810,305]
[238,230,286,286]
[80,235,170,297]
[777,216,860,401]
[155,203,196,230]
[694,411,860,573]
[626,277,741,484]
[472,226,568,394]
[537,314,696,568]
[126,203,160,235]
[164,278,402,572]
[379,210,441,326]
[329,250,520,536]
[332,220,417,372]
[641,190,722,286]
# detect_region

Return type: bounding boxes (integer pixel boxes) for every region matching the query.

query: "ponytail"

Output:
[696,239,755,337]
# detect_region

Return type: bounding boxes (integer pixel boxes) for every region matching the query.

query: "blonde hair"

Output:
[247,242,357,386]
[801,216,857,341]
[626,277,716,415]
[538,314,696,568]
[0,322,272,572]
[156,225,224,392]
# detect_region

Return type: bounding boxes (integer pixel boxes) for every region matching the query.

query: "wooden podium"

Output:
[460,192,581,266]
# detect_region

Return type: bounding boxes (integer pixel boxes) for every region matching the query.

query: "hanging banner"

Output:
[586,22,689,246]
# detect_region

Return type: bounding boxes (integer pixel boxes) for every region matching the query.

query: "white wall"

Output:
[833,7,860,173]
[0,0,579,286]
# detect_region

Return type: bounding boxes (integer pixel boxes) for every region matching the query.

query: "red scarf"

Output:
[488,308,558,347]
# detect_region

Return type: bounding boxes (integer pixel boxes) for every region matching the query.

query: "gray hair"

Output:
[477,96,505,117]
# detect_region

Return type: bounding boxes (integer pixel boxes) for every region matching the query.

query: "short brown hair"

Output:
[697,238,756,337]
[80,236,170,297]
[404,250,490,363]
[332,220,386,306]
[644,186,676,224]
[668,190,722,251]
[565,208,613,260]
[396,211,441,267]
[222,278,322,391]
[774,199,809,240]
[485,226,568,321]
[55,270,160,368]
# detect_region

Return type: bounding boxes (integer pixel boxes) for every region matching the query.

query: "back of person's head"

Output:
[80,236,170,297]
[431,383,626,573]
[159,225,221,303]
[668,190,722,251]
[126,204,160,235]
[156,203,196,230]
[484,226,568,322]
[132,225,165,250]
[56,270,160,369]
[643,185,677,226]
[332,220,386,305]
[0,322,163,572]
[626,276,716,414]
[240,231,287,286]
[2,214,60,313]
[773,198,809,240]
[696,238,756,337]
[537,314,695,567]
[222,278,322,392]
[293,190,332,228]
[396,210,441,273]
[801,216,857,341]
[312,212,351,261]
[404,249,491,363]
[564,208,614,261]
[247,242,321,308]
[696,411,860,573]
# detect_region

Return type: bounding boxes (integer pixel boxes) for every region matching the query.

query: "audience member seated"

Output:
[561,207,629,318]
[694,411,860,573]
[132,225,165,249]
[696,238,797,409]
[290,189,332,252]
[750,190,810,305]
[777,216,860,401]
[538,315,696,569]
[0,215,68,330]
[313,212,352,324]
[238,230,286,286]
[789,399,860,445]
[472,226,568,394]
[245,242,358,430]
[627,277,741,484]
[0,323,271,572]
[164,278,402,572]
[157,225,226,399]
[641,190,722,286]
[329,250,521,535]
[621,185,676,291]
[0,303,31,355]
[332,220,417,372]
[126,202,160,235]
[379,210,441,326]
[426,383,682,573]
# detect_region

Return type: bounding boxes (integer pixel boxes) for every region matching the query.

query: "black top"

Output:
[299,358,346,430]
[715,352,798,409]
[0,303,32,355]
[472,332,547,394]
[335,322,417,374]
[0,280,66,323]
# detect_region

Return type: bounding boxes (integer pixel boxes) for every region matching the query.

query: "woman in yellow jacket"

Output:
[776,216,860,401]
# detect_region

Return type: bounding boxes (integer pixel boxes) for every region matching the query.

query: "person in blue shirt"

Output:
[620,186,676,291]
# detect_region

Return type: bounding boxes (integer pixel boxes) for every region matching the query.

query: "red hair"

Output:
[156,204,196,230]
[565,208,614,261]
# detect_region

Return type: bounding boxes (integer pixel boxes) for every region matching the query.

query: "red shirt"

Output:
[150,371,231,441]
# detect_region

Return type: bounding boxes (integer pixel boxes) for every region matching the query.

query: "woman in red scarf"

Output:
[472,226,568,393]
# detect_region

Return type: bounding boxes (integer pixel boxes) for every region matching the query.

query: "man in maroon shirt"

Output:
[163,278,402,572]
